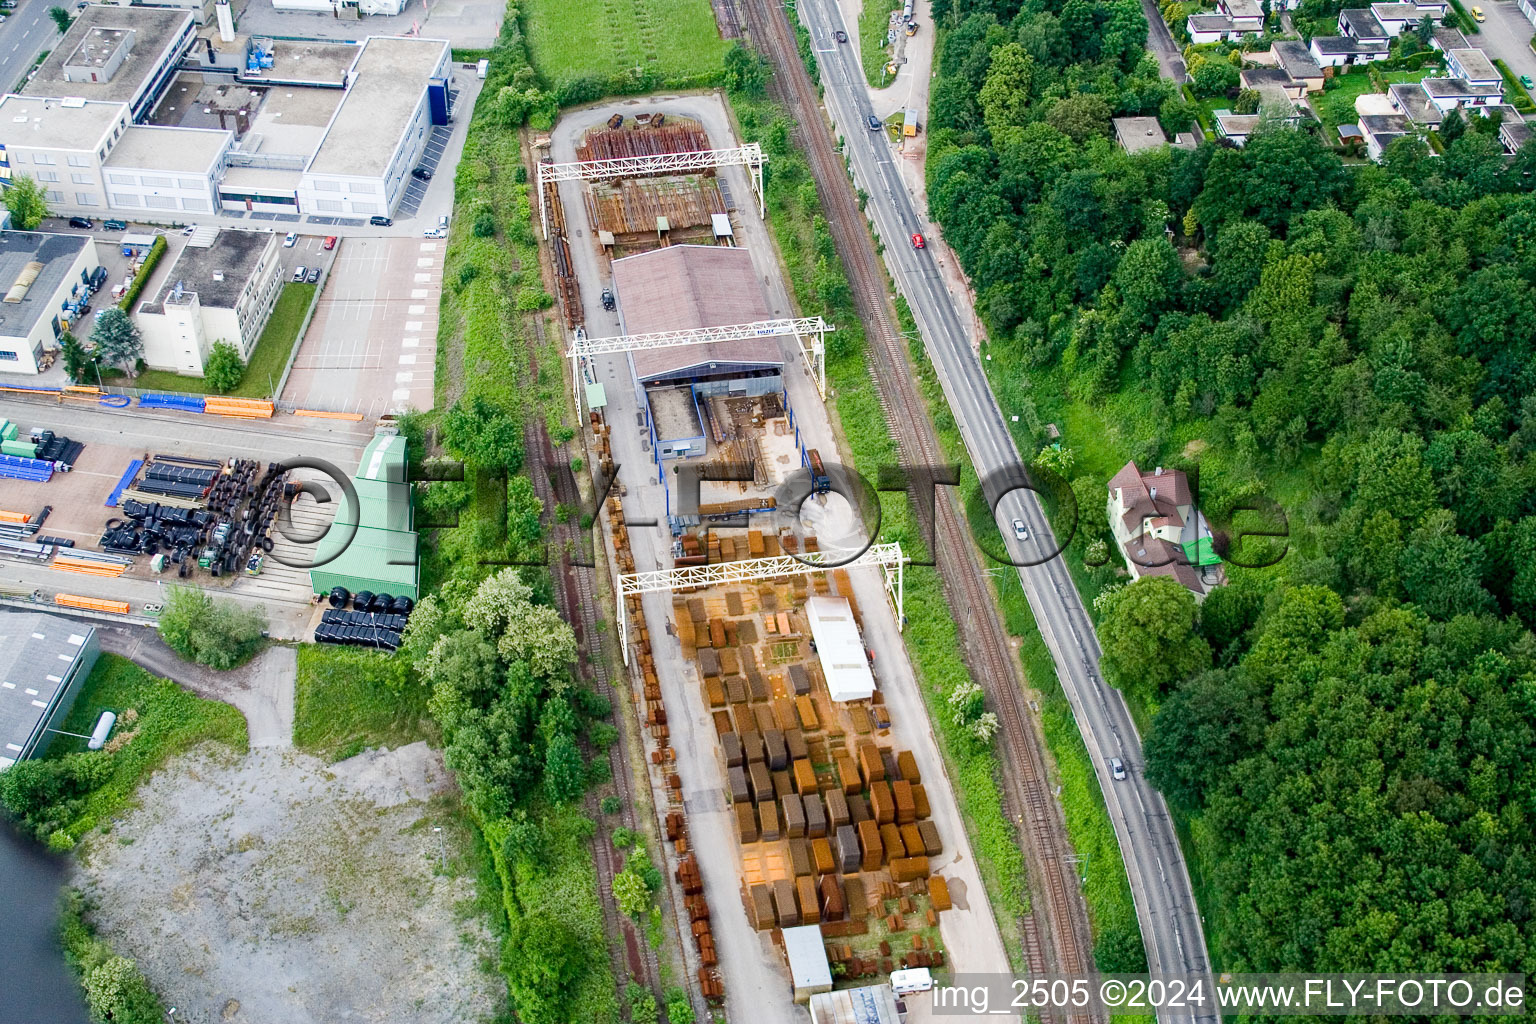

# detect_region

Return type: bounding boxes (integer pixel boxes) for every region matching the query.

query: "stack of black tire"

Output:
[30,431,84,468]
[316,588,414,652]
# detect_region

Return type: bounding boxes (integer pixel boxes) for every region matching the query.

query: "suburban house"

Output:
[1219,0,1266,33]
[1241,66,1308,100]
[1187,13,1235,42]
[1113,116,1169,154]
[1370,1,1447,35]
[1338,8,1390,41]
[1388,81,1446,125]
[1273,40,1326,91]
[1430,25,1470,51]
[1445,47,1501,87]
[1420,76,1504,110]
[1309,34,1391,67]
[1359,113,1413,158]
[1500,113,1533,152]
[1106,462,1223,598]
[1215,111,1262,145]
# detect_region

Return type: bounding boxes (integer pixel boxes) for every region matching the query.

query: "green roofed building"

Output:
[308,432,419,602]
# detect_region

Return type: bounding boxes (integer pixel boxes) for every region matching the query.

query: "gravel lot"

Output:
[71,742,501,1024]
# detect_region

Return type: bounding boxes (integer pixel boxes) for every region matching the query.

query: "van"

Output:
[890,968,933,995]
[369,215,392,227]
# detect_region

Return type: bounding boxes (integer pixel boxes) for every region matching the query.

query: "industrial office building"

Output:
[135,227,282,375]
[0,613,101,769]
[0,231,101,373]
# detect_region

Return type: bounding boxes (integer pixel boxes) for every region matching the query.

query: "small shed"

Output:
[711,213,733,240]
[805,596,876,702]
[782,924,834,1002]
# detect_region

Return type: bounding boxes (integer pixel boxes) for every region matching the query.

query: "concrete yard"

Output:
[282,236,442,417]
[552,96,1015,1022]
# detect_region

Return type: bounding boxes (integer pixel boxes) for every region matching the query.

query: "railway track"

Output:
[732,0,1100,1012]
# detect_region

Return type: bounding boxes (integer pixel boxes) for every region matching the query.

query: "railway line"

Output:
[731,0,1099,1014]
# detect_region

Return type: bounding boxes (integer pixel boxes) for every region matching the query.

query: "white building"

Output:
[0,95,129,211]
[1309,35,1391,67]
[1370,2,1448,35]
[272,0,407,16]
[0,232,100,373]
[1360,112,1413,159]
[1186,13,1234,42]
[134,228,282,375]
[1445,47,1500,87]
[804,596,876,703]
[294,36,451,218]
[22,6,196,123]
[103,125,230,215]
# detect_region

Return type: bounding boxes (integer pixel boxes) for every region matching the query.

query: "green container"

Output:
[0,420,14,440]
[1,439,38,458]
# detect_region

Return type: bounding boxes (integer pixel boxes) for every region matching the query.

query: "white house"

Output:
[1370,2,1446,35]
[1273,40,1327,91]
[1187,13,1234,42]
[1218,0,1266,33]
[1446,47,1501,87]
[1106,461,1222,597]
[1310,35,1391,67]
[1338,8,1390,40]
[1420,76,1504,110]
[1359,113,1412,158]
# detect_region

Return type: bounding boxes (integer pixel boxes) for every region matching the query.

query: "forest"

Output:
[926,0,1535,977]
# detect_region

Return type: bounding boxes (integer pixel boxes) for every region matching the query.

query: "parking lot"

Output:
[395,123,455,220]
[281,236,442,416]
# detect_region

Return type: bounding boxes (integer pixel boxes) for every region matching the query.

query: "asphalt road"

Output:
[0,0,59,94]
[798,1,1216,1016]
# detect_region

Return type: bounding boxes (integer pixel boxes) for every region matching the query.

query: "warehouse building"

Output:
[0,613,100,769]
[610,245,785,460]
[134,227,283,375]
[808,985,902,1024]
[0,232,101,374]
[309,432,419,603]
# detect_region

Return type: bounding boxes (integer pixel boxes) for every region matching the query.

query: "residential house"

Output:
[1113,117,1169,154]
[1187,13,1234,42]
[1499,113,1533,152]
[1106,461,1223,598]
[1241,66,1308,100]
[1359,112,1413,158]
[1420,76,1503,110]
[1215,111,1263,145]
[1388,80,1445,125]
[1445,47,1500,87]
[1218,0,1265,33]
[1273,40,1327,91]
[1370,2,1446,35]
[1430,25,1470,51]
[1309,35,1391,67]
[1338,8,1390,41]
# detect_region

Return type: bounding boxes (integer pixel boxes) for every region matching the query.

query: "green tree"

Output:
[59,331,91,384]
[1144,668,1267,811]
[1099,576,1212,700]
[3,174,51,230]
[48,5,71,33]
[612,868,652,919]
[82,955,164,1024]
[156,587,267,669]
[978,43,1036,136]
[442,394,524,471]
[664,987,696,1024]
[90,308,143,373]
[1111,237,1182,326]
[202,340,245,393]
[1399,509,1493,619]
[1044,93,1112,143]
[503,914,584,1024]
[722,41,769,96]
[543,732,586,802]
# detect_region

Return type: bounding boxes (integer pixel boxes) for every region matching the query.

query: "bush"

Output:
[156,587,267,670]
[117,235,166,311]
[203,340,245,393]
[664,986,695,1024]
[515,287,553,311]
[599,795,622,815]
[473,210,496,237]
[0,754,114,841]
[60,890,165,1024]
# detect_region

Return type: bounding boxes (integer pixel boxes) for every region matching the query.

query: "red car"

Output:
[323,235,337,250]
[911,233,926,249]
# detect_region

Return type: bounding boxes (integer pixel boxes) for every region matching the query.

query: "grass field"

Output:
[860,0,901,87]
[46,654,248,844]
[129,282,316,397]
[519,0,729,91]
[292,645,436,761]
[1310,68,1433,136]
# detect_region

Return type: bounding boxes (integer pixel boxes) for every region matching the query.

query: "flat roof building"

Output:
[135,227,282,374]
[103,124,230,215]
[23,5,196,121]
[1446,48,1499,85]
[1113,116,1168,154]
[781,925,834,1002]
[0,612,100,769]
[296,35,451,218]
[808,985,902,1024]
[0,231,100,373]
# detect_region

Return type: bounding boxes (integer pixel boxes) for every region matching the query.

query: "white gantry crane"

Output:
[568,316,832,410]
[536,143,766,238]
[615,542,907,664]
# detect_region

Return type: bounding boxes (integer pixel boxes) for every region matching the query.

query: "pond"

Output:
[0,819,90,1024]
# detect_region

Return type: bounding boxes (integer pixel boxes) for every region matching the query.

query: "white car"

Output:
[1011,518,1029,540]
[182,224,196,235]
[1110,758,1127,781]
[292,265,307,282]
[283,231,299,247]
[423,227,446,238]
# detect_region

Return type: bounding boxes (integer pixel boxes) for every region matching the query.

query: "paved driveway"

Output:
[1473,0,1536,83]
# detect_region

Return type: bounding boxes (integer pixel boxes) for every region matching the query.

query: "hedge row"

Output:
[117,235,166,311]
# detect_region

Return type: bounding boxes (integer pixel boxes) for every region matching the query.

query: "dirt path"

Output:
[95,625,296,747]
[72,742,500,1024]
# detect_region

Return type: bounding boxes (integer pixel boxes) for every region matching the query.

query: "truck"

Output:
[476,58,489,79]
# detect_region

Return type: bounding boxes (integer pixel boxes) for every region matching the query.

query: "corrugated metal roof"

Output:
[610,245,781,380]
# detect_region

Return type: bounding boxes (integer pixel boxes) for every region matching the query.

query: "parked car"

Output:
[423,227,446,238]
[103,219,127,231]
[1110,758,1127,781]
[835,29,848,42]
[182,224,197,235]
[283,231,298,247]
[438,214,449,229]
[292,265,308,282]
[369,215,392,227]
[411,167,432,181]
[67,217,95,229]
[323,235,337,250]
[601,288,615,311]
[1471,4,1484,19]
[867,114,883,131]
[1522,75,1534,90]
[1011,518,1028,540]
[911,232,925,249]
[306,266,320,284]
